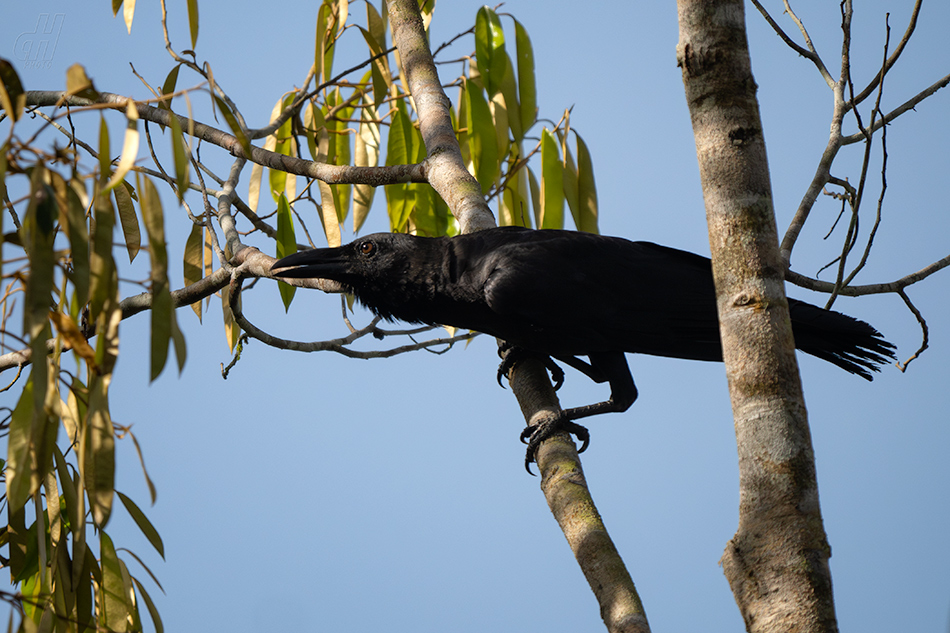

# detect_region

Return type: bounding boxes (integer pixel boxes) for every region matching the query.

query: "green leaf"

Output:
[0,58,26,124]
[269,92,297,203]
[98,532,129,631]
[500,154,529,227]
[353,97,379,232]
[498,54,522,143]
[275,193,297,310]
[213,95,251,159]
[183,223,203,320]
[116,491,165,558]
[187,0,199,48]
[84,375,115,527]
[514,18,537,132]
[465,78,498,194]
[475,6,506,97]
[539,129,564,228]
[168,112,190,202]
[315,2,331,85]
[574,131,599,234]
[385,102,412,231]
[113,180,141,263]
[159,64,181,112]
[132,578,164,633]
[527,167,541,228]
[6,377,36,514]
[139,175,171,381]
[57,174,90,304]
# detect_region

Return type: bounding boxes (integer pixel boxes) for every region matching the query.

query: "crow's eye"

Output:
[359,241,376,257]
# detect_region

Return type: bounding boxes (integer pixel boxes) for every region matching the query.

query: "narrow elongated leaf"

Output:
[213,96,251,158]
[54,174,90,303]
[269,93,297,202]
[0,59,26,124]
[49,312,97,368]
[89,188,117,324]
[558,129,579,227]
[6,377,35,513]
[500,154,529,227]
[187,0,198,48]
[314,2,330,85]
[574,131,599,234]
[168,113,190,202]
[514,18,536,132]
[113,180,141,262]
[183,223,203,320]
[475,6,506,97]
[116,491,165,558]
[465,78,498,194]
[98,532,129,631]
[122,0,135,33]
[539,129,564,228]
[385,102,412,231]
[275,193,297,310]
[353,98,379,232]
[139,176,171,381]
[159,64,181,113]
[527,167,541,228]
[83,374,115,527]
[104,101,140,192]
[221,284,241,353]
[498,54,522,143]
[132,578,164,633]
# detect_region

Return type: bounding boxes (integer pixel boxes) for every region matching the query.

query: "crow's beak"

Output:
[271,247,349,279]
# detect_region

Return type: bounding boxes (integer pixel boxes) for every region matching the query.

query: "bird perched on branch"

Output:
[273,226,896,471]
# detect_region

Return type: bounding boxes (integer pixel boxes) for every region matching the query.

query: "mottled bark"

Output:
[676,1,838,632]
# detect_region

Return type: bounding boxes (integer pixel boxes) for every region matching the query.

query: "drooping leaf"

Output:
[539,129,564,229]
[498,54,522,143]
[116,491,165,558]
[187,0,199,48]
[221,284,241,353]
[103,101,139,192]
[122,0,136,33]
[0,59,26,124]
[269,92,297,203]
[159,64,181,113]
[6,377,36,514]
[475,6,506,97]
[98,532,129,631]
[574,131,599,234]
[83,374,115,527]
[139,175,172,381]
[66,63,98,101]
[353,98,379,233]
[49,312,97,369]
[465,78,498,194]
[113,180,141,262]
[168,112,190,202]
[53,173,90,303]
[133,578,164,633]
[514,18,537,133]
[183,223,203,320]
[213,95,251,158]
[275,192,297,310]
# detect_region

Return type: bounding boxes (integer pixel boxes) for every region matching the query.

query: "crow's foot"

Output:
[520,416,590,475]
[496,343,565,391]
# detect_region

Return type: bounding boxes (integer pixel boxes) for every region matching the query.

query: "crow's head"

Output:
[270,232,439,321]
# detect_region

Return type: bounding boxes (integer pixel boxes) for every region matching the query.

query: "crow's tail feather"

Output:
[789,299,897,380]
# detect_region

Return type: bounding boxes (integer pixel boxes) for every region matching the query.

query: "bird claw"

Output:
[520,415,591,475]
[496,344,565,391]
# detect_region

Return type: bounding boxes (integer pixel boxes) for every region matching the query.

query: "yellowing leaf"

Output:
[104,101,140,192]
[0,59,26,124]
[66,63,98,101]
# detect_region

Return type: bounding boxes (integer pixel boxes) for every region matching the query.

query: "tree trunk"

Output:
[676,2,839,631]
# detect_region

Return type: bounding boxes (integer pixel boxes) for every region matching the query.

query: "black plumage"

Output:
[273,226,896,465]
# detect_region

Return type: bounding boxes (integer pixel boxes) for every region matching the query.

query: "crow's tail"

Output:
[789,299,897,380]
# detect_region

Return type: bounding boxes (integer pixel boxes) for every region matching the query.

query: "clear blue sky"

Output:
[2,1,949,631]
